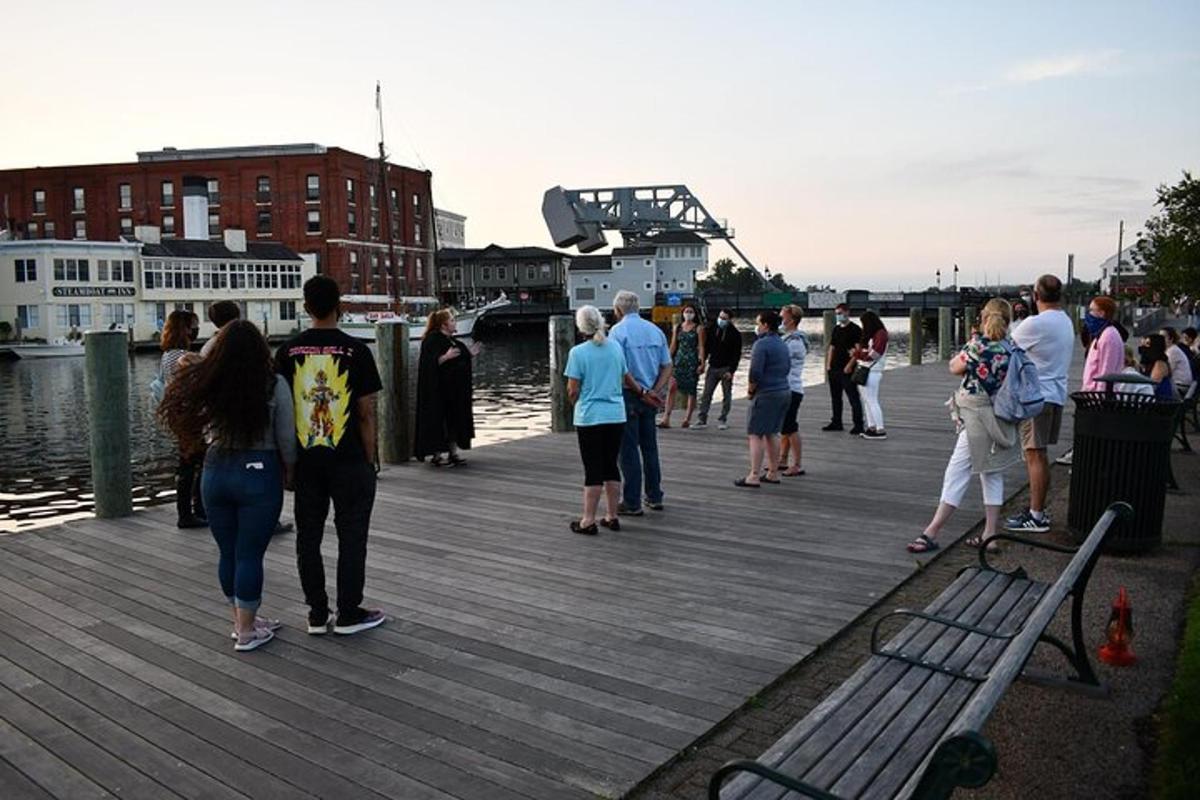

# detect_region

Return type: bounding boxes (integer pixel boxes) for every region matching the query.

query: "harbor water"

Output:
[0,318,937,532]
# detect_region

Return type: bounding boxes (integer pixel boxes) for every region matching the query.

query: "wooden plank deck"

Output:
[0,361,1070,799]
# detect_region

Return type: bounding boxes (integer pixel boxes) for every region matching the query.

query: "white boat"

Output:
[0,338,87,359]
[340,296,511,342]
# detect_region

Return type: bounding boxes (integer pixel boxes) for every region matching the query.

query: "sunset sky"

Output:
[3,0,1197,289]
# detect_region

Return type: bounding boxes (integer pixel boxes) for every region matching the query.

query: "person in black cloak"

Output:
[415,308,480,466]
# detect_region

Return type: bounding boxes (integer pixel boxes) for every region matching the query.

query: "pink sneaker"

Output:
[234,627,275,652]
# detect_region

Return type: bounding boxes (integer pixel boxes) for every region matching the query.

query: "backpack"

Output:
[993,340,1044,422]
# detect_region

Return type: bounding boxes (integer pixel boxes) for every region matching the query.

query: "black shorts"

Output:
[576,423,624,486]
[780,391,804,435]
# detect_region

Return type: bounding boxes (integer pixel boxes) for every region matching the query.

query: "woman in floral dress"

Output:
[659,304,706,429]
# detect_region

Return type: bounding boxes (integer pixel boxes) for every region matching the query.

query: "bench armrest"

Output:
[976,533,1079,577]
[708,759,841,800]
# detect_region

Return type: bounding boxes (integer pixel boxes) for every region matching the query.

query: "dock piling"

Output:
[822,310,835,352]
[938,307,953,361]
[963,305,978,343]
[85,330,132,518]
[550,315,576,432]
[909,308,922,365]
[376,320,413,464]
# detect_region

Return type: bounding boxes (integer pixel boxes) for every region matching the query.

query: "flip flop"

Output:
[570,520,599,536]
[733,478,761,488]
[965,535,1000,553]
[657,421,671,429]
[782,469,806,477]
[907,534,940,553]
[759,475,781,484]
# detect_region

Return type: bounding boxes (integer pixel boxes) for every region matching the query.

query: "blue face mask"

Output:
[835,314,847,324]
[717,318,729,329]
[1083,312,1107,338]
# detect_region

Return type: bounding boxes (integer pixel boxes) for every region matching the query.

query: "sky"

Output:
[2,0,1198,290]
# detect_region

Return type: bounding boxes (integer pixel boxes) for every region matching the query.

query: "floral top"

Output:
[959,335,1010,397]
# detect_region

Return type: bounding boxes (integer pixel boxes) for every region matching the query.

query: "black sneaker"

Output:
[307,609,333,635]
[177,516,208,529]
[334,608,386,635]
[822,422,844,431]
[617,502,644,516]
[848,427,865,436]
[861,429,888,440]
[644,498,664,511]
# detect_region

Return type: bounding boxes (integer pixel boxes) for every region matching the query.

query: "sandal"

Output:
[681,420,691,429]
[570,520,599,535]
[733,477,761,488]
[599,517,620,531]
[428,455,444,467]
[447,454,468,467]
[907,534,940,553]
[966,535,1000,553]
[759,474,781,484]
[657,420,671,429]
[782,469,806,477]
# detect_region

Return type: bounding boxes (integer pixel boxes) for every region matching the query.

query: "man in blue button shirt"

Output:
[609,291,673,515]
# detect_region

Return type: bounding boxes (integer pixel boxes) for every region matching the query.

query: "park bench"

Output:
[1174,381,1197,452]
[709,501,1133,800]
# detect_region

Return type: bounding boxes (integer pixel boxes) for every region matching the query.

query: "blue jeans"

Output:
[202,449,283,611]
[619,392,663,509]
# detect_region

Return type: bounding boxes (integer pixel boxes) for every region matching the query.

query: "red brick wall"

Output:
[0,147,434,302]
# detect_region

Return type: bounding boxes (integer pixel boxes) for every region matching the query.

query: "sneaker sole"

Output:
[234,630,274,651]
[334,617,386,635]
[307,614,334,635]
[1006,524,1051,534]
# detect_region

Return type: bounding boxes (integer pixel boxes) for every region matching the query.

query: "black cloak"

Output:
[415,330,475,458]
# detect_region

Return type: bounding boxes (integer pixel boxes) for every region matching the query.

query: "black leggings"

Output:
[576,423,624,486]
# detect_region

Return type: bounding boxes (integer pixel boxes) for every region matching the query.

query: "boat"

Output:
[340,295,511,342]
[0,338,87,359]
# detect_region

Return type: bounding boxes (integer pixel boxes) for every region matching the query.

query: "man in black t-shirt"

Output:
[823,302,865,434]
[276,276,386,636]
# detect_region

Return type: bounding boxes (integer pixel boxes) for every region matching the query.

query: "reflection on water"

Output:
[0,318,935,532]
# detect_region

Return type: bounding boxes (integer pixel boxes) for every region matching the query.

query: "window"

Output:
[14,259,37,282]
[347,209,357,236]
[162,214,176,236]
[644,281,654,290]
[17,305,39,329]
[307,210,321,233]
[541,263,551,277]
[209,212,220,236]
[207,179,220,205]
[119,260,134,282]
[98,260,108,281]
[57,304,92,329]
[481,266,492,281]
[644,259,652,267]
[453,267,463,282]
[439,267,449,282]
[526,266,536,281]
[44,221,56,238]
[416,257,423,279]
[614,259,623,269]
[280,301,297,321]
[73,187,85,211]
[575,287,595,301]
[306,174,320,201]
[370,213,379,239]
[414,223,421,244]
[78,259,89,281]
[54,259,65,280]
[346,178,356,205]
[369,184,377,208]
[412,193,420,212]
[103,303,134,326]
[118,183,132,209]
[601,282,610,291]
[370,253,379,273]
[154,303,167,327]
[256,176,271,203]
[161,180,174,206]
[257,210,271,235]
[120,217,133,236]
[496,266,507,282]
[74,219,87,239]
[33,189,46,214]
[389,188,398,210]
[27,222,38,239]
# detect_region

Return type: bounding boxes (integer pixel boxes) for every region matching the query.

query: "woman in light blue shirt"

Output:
[564,306,632,535]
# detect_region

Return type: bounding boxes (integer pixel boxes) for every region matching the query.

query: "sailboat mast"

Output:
[376,81,400,308]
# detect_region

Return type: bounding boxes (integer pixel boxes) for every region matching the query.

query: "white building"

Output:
[565,230,709,311]
[434,208,466,250]
[0,227,314,345]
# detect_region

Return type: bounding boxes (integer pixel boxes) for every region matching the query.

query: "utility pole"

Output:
[377,82,400,308]
[1112,220,1124,297]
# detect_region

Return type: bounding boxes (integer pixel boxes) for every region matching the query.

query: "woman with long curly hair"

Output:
[159,320,296,652]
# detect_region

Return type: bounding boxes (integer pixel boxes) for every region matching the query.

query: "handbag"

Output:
[850,361,871,386]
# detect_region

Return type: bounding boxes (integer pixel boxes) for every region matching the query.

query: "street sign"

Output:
[666,293,682,306]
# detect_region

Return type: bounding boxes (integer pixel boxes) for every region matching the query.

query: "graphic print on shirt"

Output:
[293,355,351,449]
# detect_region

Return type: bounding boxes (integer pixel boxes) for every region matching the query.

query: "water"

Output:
[0,317,934,533]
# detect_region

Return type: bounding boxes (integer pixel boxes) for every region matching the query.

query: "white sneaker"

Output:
[234,628,274,652]
[692,421,708,429]
[718,422,729,430]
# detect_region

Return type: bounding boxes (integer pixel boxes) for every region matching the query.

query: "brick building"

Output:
[0,144,436,307]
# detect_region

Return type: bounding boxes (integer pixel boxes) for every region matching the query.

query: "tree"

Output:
[1133,171,1200,299]
[768,273,797,292]
[696,257,763,293]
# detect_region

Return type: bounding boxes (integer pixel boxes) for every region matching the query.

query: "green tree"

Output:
[1133,171,1200,298]
[697,258,763,292]
[768,273,796,292]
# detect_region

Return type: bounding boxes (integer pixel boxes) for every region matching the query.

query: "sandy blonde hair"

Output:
[980,298,1012,341]
[575,305,606,345]
[423,308,453,339]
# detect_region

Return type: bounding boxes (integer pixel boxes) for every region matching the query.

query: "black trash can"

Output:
[1067,390,1179,553]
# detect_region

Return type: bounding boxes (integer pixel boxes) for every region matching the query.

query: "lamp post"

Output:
[936,269,941,290]
[953,264,959,291]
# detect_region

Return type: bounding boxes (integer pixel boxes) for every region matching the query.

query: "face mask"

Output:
[835,314,847,324]
[717,318,729,329]
[1083,312,1107,338]
[683,312,695,321]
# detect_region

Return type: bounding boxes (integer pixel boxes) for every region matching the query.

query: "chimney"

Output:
[224,228,247,253]
[135,225,161,244]
[182,175,209,240]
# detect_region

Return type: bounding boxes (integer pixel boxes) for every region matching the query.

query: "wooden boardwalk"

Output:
[0,361,1071,799]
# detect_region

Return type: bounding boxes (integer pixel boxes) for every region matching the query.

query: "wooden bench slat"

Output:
[749,574,1034,800]
[725,569,1006,800]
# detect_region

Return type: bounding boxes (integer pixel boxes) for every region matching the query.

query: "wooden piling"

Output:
[909,308,922,365]
[963,305,978,343]
[938,307,953,361]
[822,310,835,352]
[85,330,132,518]
[550,315,576,433]
[376,320,413,464]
